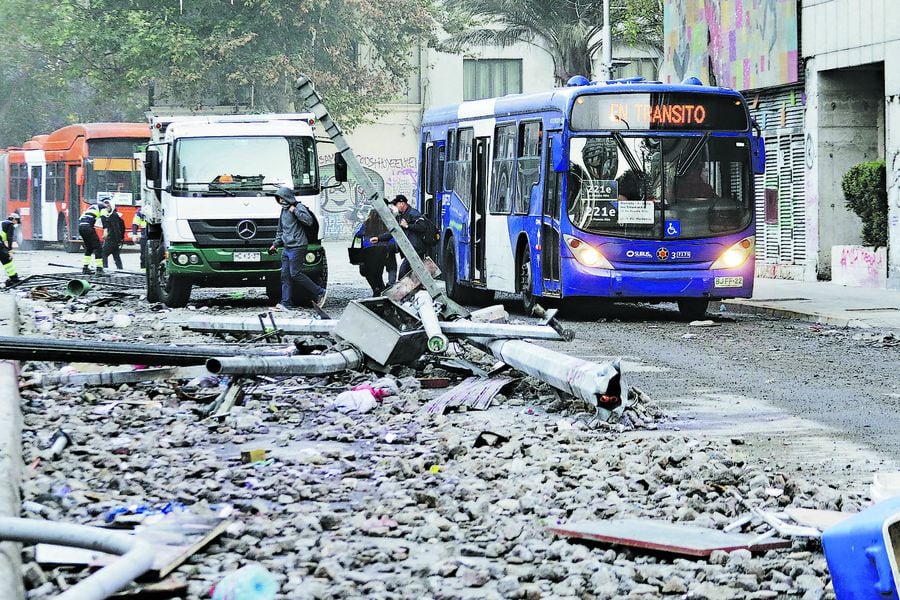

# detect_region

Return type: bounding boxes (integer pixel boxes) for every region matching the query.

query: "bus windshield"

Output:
[86,138,147,205]
[172,136,317,196]
[567,135,753,240]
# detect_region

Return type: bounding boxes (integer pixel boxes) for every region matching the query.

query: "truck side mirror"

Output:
[334,153,348,183]
[144,149,160,182]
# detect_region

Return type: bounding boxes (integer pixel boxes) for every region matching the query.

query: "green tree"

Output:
[441,0,663,85]
[842,160,888,248]
[0,0,437,146]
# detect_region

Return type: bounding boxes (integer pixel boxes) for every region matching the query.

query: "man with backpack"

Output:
[369,194,435,278]
[267,186,327,310]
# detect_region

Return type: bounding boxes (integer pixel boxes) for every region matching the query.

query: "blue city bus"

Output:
[416,76,765,319]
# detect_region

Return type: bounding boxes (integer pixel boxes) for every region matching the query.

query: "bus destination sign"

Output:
[571,92,749,132]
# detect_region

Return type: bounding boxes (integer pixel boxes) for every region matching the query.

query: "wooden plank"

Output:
[547,519,791,557]
[784,508,855,531]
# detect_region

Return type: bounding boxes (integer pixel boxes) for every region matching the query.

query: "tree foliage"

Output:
[440,0,663,85]
[0,0,437,146]
[842,160,888,248]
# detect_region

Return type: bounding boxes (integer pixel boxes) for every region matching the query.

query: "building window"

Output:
[463,59,522,101]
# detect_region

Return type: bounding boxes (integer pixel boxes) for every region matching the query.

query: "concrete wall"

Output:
[802,0,900,284]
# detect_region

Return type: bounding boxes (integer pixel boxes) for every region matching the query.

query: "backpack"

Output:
[419,215,439,249]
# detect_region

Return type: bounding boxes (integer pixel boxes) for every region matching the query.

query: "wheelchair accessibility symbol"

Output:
[665,220,681,237]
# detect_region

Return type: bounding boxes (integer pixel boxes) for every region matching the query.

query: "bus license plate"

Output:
[715,276,743,288]
[233,252,260,262]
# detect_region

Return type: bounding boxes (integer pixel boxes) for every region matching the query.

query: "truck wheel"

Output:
[162,276,192,308]
[146,240,162,303]
[313,257,329,289]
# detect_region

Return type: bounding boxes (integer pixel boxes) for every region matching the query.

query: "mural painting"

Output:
[661,0,798,90]
[318,153,418,240]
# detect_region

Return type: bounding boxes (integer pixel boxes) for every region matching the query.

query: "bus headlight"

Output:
[711,237,755,269]
[564,234,613,269]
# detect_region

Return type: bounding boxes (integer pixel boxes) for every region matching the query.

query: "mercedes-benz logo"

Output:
[236,219,257,240]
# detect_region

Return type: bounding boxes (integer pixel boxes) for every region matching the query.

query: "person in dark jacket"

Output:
[354,209,393,296]
[101,205,126,270]
[267,186,327,310]
[369,194,427,279]
[79,197,111,275]
[1,213,19,251]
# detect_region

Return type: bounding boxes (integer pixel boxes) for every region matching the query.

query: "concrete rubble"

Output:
[2,287,872,599]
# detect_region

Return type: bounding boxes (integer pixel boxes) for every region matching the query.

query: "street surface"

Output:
[9,242,899,598]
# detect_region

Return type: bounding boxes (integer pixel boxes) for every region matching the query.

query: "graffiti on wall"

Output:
[661,0,798,90]
[831,245,887,289]
[318,153,418,239]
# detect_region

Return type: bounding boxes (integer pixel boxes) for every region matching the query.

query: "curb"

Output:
[723,299,865,328]
[0,292,23,600]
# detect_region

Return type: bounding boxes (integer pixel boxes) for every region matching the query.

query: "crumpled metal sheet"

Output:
[423,376,515,414]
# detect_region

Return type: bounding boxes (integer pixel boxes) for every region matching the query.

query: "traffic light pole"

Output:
[296,75,468,319]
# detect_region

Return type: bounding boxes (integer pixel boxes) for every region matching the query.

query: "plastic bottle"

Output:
[211,564,277,600]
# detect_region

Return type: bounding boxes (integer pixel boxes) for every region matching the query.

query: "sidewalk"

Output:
[725,277,900,329]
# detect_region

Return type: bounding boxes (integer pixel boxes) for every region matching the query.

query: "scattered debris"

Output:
[473,431,510,448]
[547,519,791,557]
[424,376,515,414]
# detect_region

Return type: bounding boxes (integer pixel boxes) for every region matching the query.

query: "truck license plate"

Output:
[233,252,260,262]
[714,276,743,288]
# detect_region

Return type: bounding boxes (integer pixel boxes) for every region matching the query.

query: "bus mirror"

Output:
[75,167,84,186]
[751,136,766,175]
[551,135,567,172]
[334,153,348,183]
[144,149,160,181]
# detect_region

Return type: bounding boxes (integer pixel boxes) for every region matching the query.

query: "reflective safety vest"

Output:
[133,210,148,231]
[79,204,107,227]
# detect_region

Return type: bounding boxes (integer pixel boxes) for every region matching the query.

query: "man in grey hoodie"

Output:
[267,186,327,310]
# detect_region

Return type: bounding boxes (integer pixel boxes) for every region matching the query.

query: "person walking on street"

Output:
[354,209,392,296]
[132,207,148,268]
[79,197,111,275]
[0,213,20,287]
[267,186,327,310]
[369,194,427,279]
[102,204,126,270]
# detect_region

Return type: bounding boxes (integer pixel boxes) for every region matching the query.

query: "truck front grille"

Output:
[188,219,277,248]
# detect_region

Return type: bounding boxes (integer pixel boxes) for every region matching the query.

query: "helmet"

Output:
[7,213,19,222]
[274,186,296,204]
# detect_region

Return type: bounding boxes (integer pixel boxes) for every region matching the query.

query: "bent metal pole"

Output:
[295,74,468,320]
[475,337,626,421]
[206,348,364,376]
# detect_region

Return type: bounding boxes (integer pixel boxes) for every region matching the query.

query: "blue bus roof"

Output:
[422,79,746,127]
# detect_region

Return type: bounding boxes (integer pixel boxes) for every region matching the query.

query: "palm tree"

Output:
[441,0,662,86]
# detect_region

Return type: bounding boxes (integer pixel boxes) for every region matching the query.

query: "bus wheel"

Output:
[677,298,709,321]
[518,251,536,314]
[443,243,464,302]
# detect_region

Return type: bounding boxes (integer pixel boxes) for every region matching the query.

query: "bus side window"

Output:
[444,130,456,198]
[490,124,515,214]
[516,121,542,214]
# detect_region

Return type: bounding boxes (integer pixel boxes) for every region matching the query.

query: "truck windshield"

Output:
[566,135,753,240]
[172,136,317,195]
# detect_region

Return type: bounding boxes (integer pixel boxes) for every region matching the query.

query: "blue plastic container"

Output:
[822,496,900,599]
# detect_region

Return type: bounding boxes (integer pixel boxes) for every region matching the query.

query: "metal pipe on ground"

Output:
[180,317,565,341]
[206,348,364,376]
[475,337,626,420]
[0,517,155,600]
[41,365,210,387]
[414,291,448,354]
[0,336,292,366]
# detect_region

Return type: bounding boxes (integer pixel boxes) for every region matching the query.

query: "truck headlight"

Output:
[711,237,755,269]
[305,251,317,264]
[189,254,200,265]
[176,253,189,266]
[563,234,613,269]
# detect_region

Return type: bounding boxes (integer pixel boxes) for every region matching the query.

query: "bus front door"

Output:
[540,131,562,297]
[470,137,489,284]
